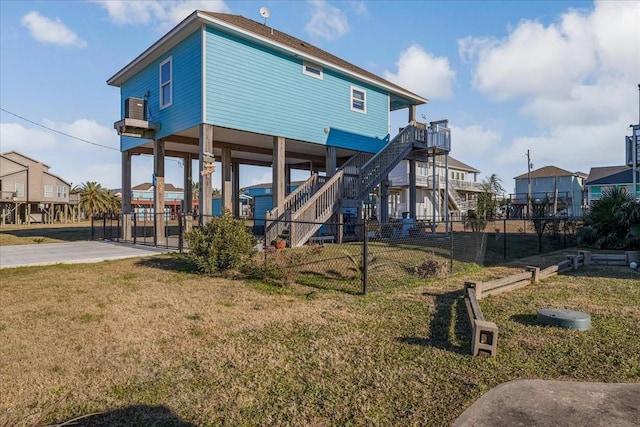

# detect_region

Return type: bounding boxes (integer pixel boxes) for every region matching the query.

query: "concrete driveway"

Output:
[0,241,175,269]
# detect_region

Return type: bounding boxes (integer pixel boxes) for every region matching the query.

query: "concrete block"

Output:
[472,319,498,357]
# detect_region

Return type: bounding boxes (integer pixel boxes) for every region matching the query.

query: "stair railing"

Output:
[288,171,344,247]
[354,125,415,200]
[265,173,326,245]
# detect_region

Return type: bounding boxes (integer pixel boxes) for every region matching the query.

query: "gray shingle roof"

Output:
[514,165,578,180]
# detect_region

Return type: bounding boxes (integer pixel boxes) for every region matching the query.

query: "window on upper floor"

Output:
[351,86,366,113]
[63,186,68,198]
[56,185,63,198]
[303,61,323,79]
[15,183,24,197]
[160,57,172,109]
[44,184,53,198]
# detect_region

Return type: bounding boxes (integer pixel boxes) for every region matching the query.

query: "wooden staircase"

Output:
[266,122,451,247]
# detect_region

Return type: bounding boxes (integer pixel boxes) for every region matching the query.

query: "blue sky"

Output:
[1,0,638,193]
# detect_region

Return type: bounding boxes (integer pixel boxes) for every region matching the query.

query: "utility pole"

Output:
[527,149,532,218]
[634,84,639,201]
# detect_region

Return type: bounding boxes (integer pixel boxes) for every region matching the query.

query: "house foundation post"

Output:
[232,161,240,217]
[409,159,417,220]
[221,147,232,214]
[326,146,337,177]
[183,154,193,214]
[153,140,166,246]
[272,136,285,212]
[380,177,389,224]
[121,150,133,241]
[199,124,214,224]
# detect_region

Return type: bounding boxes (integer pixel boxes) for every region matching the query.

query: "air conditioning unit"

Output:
[125,97,146,121]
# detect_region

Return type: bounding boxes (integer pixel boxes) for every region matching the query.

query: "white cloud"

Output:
[456,0,640,184]
[0,122,58,151]
[21,11,87,48]
[460,1,639,102]
[94,0,229,30]
[496,118,629,177]
[450,125,502,160]
[383,45,456,100]
[306,0,349,41]
[42,119,119,152]
[349,1,369,17]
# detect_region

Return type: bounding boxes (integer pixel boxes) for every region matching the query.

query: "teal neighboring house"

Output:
[585,166,640,204]
[108,11,450,246]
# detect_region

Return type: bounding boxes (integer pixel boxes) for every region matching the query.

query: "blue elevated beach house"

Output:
[108,11,451,246]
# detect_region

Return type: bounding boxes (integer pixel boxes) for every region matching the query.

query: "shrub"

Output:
[185,211,256,273]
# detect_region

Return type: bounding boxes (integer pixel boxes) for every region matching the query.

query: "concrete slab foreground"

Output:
[454,379,640,427]
[0,241,175,269]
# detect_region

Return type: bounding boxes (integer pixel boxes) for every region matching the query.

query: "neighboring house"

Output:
[388,156,483,220]
[0,151,77,224]
[128,182,185,219]
[512,166,587,218]
[584,166,640,204]
[108,11,450,246]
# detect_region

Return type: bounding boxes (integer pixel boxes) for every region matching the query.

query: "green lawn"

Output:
[0,254,638,426]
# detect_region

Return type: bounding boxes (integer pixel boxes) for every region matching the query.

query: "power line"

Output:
[1,107,119,151]
[0,107,183,166]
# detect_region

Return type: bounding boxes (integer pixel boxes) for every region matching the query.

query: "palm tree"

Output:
[73,181,113,217]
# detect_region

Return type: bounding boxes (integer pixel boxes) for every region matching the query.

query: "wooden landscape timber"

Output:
[462,250,638,357]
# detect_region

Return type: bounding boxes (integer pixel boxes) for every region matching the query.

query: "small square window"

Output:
[303,61,323,79]
[351,86,366,113]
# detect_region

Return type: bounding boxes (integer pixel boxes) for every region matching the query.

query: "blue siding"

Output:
[120,30,202,151]
[204,28,389,152]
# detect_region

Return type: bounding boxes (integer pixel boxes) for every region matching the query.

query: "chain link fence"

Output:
[91,213,582,294]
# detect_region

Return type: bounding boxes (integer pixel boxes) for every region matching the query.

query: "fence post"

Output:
[178,212,183,253]
[503,217,507,261]
[133,213,137,245]
[362,216,368,295]
[450,224,454,274]
[527,266,540,283]
[91,215,95,240]
[263,224,268,281]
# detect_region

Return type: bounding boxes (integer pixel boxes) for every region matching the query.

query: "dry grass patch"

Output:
[0,222,92,246]
[0,254,638,426]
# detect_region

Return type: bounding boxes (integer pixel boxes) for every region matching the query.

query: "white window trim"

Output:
[350,86,366,114]
[45,185,53,198]
[302,61,323,80]
[159,56,173,109]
